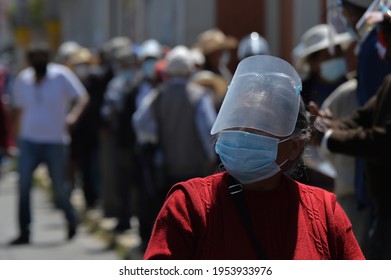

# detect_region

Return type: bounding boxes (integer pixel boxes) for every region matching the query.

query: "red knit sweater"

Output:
[144,172,365,260]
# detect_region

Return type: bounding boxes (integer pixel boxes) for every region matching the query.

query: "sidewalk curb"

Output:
[34,165,143,260]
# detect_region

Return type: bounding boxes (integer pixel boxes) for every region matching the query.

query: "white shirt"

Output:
[12,63,87,144]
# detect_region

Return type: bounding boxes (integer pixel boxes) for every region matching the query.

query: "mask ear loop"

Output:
[279,136,292,143]
[277,136,292,168]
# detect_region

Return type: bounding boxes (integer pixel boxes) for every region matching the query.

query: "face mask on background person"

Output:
[142,59,157,79]
[119,68,136,82]
[74,64,90,81]
[215,130,290,184]
[320,57,348,82]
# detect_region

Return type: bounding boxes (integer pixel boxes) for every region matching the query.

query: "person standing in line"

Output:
[290,24,353,191]
[152,45,218,199]
[293,24,352,107]
[133,46,218,249]
[97,37,131,219]
[66,47,101,210]
[9,42,89,245]
[101,44,140,232]
[193,28,238,84]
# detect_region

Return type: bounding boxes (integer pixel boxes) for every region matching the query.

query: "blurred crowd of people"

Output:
[1,0,391,260]
[1,27,270,249]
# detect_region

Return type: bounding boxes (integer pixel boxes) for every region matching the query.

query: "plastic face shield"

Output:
[327,0,354,54]
[210,55,302,137]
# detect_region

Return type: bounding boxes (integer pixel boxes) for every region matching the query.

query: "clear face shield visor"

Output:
[327,0,351,55]
[211,55,302,137]
[328,0,391,46]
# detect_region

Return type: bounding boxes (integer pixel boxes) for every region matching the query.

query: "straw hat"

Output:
[67,47,93,65]
[193,28,238,55]
[191,70,228,99]
[293,24,353,73]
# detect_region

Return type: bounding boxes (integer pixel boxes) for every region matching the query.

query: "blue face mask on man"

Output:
[142,59,157,79]
[215,130,290,184]
[320,57,348,83]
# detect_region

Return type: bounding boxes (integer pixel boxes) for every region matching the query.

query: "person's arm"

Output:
[62,66,90,130]
[314,75,391,158]
[325,77,391,158]
[66,94,90,127]
[144,183,205,260]
[66,93,89,130]
[11,107,22,142]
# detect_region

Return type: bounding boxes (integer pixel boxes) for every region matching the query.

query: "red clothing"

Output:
[144,172,364,260]
[0,96,11,150]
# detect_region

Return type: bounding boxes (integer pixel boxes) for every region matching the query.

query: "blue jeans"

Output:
[17,139,77,235]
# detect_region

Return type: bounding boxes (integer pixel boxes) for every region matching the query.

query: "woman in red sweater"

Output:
[144,55,364,260]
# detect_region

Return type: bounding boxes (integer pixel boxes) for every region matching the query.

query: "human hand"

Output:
[65,113,78,133]
[310,116,332,146]
[365,11,384,25]
[307,101,332,118]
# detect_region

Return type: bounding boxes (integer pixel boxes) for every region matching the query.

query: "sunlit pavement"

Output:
[0,169,119,260]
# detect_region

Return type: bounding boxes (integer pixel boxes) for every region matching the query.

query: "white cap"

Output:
[139,39,162,60]
[56,41,81,63]
[211,55,302,137]
[165,45,194,76]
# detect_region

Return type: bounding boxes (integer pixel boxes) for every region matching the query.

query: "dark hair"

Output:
[283,98,311,178]
[26,41,50,61]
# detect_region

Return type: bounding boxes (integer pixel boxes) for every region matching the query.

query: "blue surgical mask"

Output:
[320,57,347,83]
[118,68,135,82]
[215,130,290,184]
[142,59,157,79]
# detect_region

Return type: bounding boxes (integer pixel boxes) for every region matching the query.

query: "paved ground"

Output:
[0,170,118,260]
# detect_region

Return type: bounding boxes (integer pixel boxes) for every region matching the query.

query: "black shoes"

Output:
[67,222,78,240]
[8,234,30,245]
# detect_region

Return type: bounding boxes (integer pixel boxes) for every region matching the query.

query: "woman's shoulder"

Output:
[166,172,228,206]
[290,178,337,210]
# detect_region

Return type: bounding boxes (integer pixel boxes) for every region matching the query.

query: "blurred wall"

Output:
[6,0,327,69]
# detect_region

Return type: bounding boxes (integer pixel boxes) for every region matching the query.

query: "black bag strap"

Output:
[228,179,268,260]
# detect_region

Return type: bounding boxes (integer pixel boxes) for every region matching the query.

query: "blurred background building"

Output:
[0,0,328,71]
